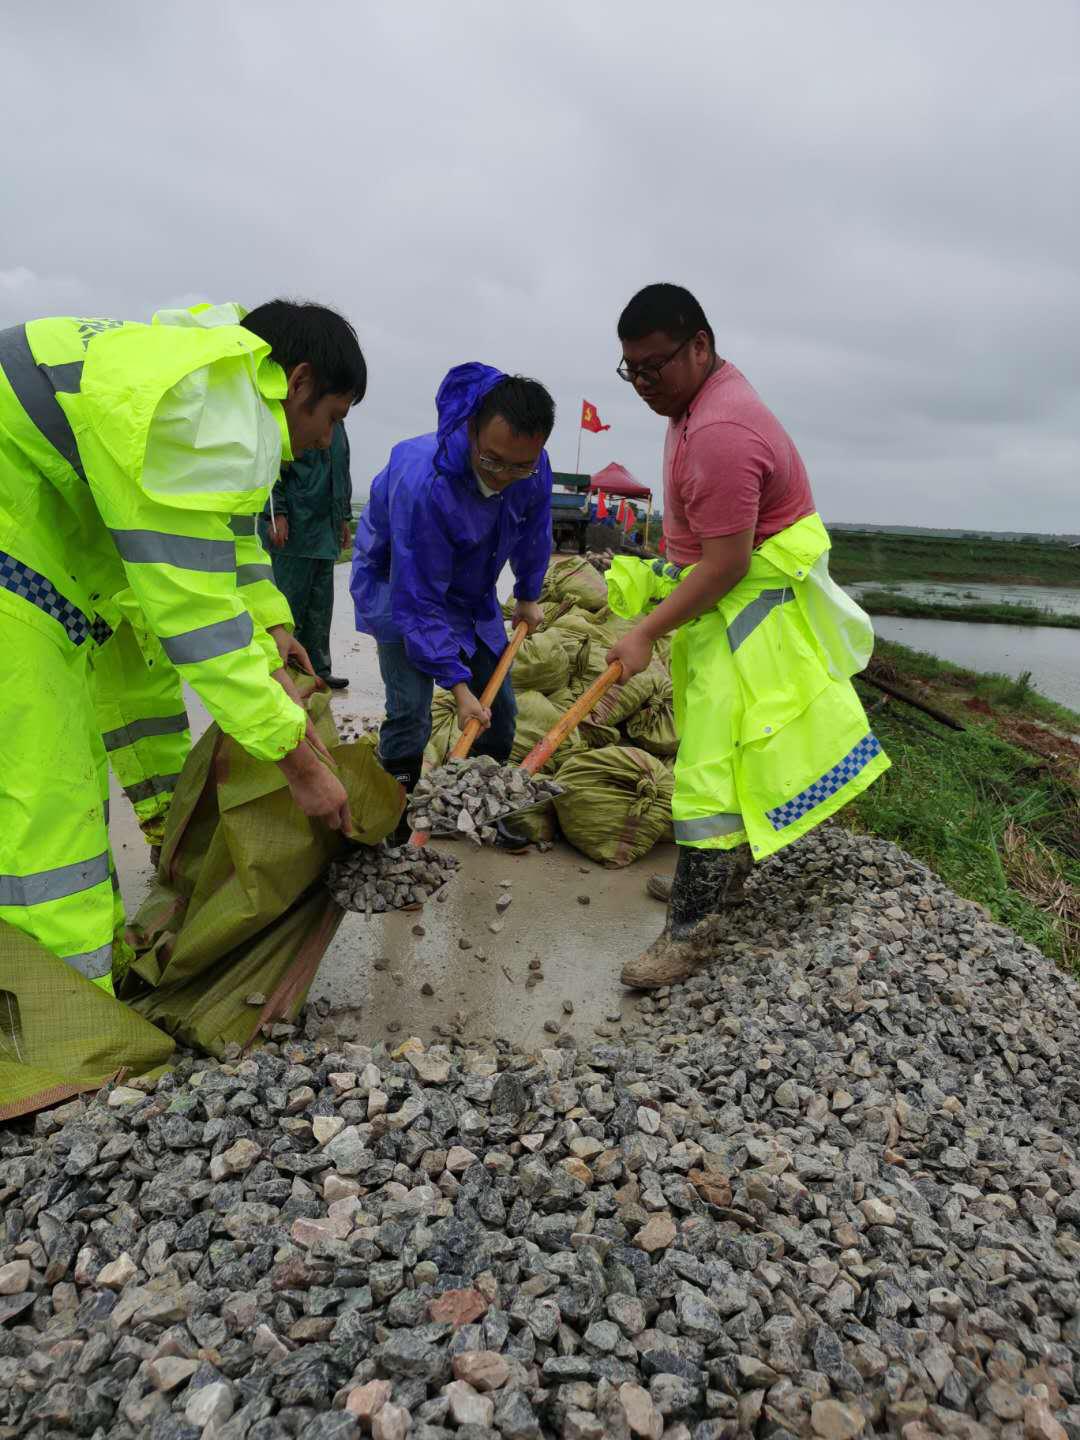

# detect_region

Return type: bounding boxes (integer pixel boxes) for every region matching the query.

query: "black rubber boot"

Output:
[668,844,752,940]
[385,755,423,845]
[622,844,752,989]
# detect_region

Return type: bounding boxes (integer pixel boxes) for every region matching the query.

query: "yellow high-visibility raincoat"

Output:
[0,303,302,989]
[606,512,889,861]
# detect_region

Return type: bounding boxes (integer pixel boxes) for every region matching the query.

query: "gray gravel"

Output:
[3,825,1080,1440]
[409,758,562,847]
[328,845,461,915]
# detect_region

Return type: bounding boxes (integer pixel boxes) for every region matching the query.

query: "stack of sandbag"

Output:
[422,553,684,863]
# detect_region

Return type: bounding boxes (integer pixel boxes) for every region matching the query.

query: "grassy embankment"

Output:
[857,589,1080,629]
[830,530,1080,629]
[852,639,1080,972]
[829,529,1080,587]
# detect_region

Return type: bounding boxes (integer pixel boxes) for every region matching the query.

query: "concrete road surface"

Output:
[111,565,670,1050]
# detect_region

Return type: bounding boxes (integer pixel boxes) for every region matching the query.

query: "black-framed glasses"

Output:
[616,336,692,384]
[474,452,538,479]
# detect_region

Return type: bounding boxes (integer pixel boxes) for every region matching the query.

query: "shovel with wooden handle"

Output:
[407,659,626,847]
[516,661,624,775]
[408,621,529,847]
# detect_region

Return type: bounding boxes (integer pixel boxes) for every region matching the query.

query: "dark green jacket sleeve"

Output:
[332,425,352,529]
[266,467,290,518]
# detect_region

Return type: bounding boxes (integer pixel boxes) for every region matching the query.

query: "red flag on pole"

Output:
[596,490,609,520]
[623,503,635,533]
[580,400,610,433]
[658,535,667,555]
[615,498,628,527]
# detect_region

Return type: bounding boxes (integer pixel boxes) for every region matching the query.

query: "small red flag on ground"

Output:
[596,491,609,520]
[580,400,610,433]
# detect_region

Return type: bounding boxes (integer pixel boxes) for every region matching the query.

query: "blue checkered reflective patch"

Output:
[766,733,883,830]
[0,550,92,645]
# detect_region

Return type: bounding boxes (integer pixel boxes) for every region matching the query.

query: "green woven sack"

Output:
[510,689,586,775]
[624,681,679,757]
[570,644,666,726]
[515,799,559,843]
[0,922,175,1123]
[124,688,401,1055]
[554,745,674,867]
[424,689,460,769]
[510,631,570,696]
[541,556,610,612]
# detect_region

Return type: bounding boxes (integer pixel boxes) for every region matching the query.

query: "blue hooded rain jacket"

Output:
[350,363,553,689]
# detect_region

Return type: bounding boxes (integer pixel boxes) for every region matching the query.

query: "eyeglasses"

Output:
[474,452,538,479]
[616,336,692,384]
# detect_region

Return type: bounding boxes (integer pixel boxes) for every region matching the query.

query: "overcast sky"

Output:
[4,2,1078,530]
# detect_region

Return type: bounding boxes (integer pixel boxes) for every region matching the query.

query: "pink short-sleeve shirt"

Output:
[663,363,815,566]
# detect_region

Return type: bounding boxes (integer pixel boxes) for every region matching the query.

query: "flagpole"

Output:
[575,425,582,475]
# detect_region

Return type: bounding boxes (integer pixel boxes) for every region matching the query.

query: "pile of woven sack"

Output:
[422,556,678,867]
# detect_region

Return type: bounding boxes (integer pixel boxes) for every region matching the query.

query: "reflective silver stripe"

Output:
[111,529,236,573]
[40,361,83,393]
[228,515,257,536]
[0,851,111,907]
[63,941,113,980]
[161,611,253,665]
[0,324,86,479]
[726,588,794,653]
[101,712,189,753]
[236,563,273,586]
[673,813,745,842]
[124,773,181,804]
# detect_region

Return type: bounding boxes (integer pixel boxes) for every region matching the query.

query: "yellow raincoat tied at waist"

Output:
[606,513,889,860]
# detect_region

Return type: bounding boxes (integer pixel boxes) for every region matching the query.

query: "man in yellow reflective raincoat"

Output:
[606,285,889,990]
[0,300,365,993]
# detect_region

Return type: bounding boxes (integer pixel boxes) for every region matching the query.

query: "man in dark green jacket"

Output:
[262,420,352,688]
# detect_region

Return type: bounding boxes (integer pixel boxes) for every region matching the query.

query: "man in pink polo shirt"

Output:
[606,284,887,989]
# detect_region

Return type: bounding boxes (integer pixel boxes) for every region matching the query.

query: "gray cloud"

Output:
[3,0,1077,529]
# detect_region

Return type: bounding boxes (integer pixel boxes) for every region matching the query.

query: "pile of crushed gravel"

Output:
[408,758,562,847]
[328,845,461,916]
[2,826,1080,1440]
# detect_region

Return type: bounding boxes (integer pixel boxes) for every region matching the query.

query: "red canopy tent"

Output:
[587,462,651,499]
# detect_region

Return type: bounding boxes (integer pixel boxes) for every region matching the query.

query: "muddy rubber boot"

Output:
[386,756,423,846]
[646,849,751,905]
[622,843,753,990]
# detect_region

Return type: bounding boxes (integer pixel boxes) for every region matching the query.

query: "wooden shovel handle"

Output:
[408,622,530,848]
[518,661,625,776]
[449,621,530,760]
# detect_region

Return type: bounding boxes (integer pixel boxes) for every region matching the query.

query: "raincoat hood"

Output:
[434,362,506,474]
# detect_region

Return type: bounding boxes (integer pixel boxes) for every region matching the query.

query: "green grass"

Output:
[873,639,1080,733]
[859,588,1080,630]
[830,530,1080,588]
[850,641,1080,970]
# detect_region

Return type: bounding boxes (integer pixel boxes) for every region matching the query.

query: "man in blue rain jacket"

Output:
[351,363,555,845]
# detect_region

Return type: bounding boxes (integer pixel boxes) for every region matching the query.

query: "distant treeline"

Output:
[830,523,1080,545]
